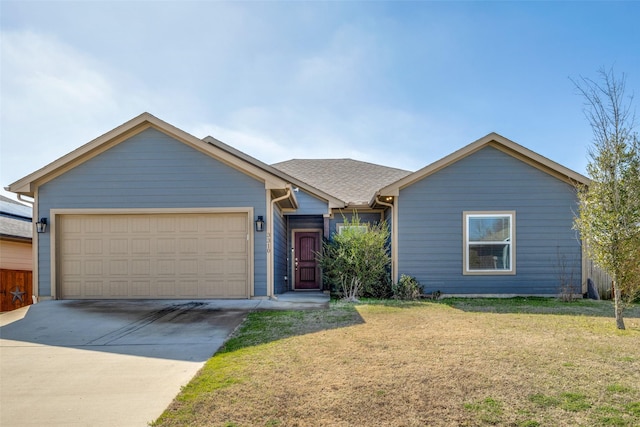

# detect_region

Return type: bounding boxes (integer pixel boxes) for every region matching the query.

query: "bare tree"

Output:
[572,68,640,330]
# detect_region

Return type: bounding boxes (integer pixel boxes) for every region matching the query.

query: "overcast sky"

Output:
[1,1,639,200]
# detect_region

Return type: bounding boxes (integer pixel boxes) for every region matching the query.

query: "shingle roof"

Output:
[0,196,32,240]
[272,159,412,206]
[0,217,32,240]
[0,195,32,220]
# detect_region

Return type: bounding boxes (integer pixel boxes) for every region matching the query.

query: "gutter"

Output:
[16,194,35,206]
[374,195,393,209]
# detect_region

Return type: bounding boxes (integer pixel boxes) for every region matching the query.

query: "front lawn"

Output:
[152,299,640,426]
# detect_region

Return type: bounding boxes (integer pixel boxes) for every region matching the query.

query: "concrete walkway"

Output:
[0,293,329,427]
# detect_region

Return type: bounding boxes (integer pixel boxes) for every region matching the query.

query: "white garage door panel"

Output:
[58,213,249,299]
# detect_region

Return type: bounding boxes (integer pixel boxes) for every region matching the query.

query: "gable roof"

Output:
[0,216,32,241]
[6,113,297,208]
[375,132,590,200]
[0,196,32,241]
[272,159,412,207]
[204,137,346,209]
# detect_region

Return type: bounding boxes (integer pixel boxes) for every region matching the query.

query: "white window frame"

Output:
[463,211,516,275]
[336,223,368,235]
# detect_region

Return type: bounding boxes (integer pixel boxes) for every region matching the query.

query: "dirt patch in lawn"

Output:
[153,300,640,427]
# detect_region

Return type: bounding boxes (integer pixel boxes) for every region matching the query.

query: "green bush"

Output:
[364,274,392,299]
[392,274,423,300]
[318,213,391,302]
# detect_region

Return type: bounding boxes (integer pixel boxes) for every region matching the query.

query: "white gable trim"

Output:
[8,113,293,198]
[375,133,590,199]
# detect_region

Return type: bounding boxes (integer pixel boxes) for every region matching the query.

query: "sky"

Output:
[1,1,639,200]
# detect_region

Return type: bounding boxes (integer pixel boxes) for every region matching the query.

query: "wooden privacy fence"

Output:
[0,269,33,312]
[584,260,613,300]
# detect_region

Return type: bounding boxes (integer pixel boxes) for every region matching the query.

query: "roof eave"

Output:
[377,132,590,195]
[369,192,396,208]
[0,234,32,243]
[271,186,299,210]
[204,137,348,208]
[489,140,590,187]
[8,113,298,196]
[8,113,157,195]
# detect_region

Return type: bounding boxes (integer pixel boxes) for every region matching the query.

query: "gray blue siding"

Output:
[37,128,268,296]
[273,205,289,294]
[291,190,329,215]
[397,146,581,295]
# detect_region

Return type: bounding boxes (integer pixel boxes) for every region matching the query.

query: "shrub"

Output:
[361,274,392,299]
[317,213,391,302]
[392,275,423,301]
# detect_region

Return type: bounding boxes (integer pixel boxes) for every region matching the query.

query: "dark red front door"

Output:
[294,232,321,290]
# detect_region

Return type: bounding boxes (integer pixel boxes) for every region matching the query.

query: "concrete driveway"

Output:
[0,299,252,427]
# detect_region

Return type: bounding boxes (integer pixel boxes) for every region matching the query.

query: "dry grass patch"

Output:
[152,300,640,427]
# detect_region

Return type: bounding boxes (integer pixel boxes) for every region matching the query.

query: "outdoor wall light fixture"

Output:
[255,216,265,232]
[36,218,48,233]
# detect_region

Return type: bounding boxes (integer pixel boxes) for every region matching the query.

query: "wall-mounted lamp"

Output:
[36,218,48,233]
[255,216,265,232]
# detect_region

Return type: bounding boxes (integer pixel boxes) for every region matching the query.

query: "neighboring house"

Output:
[0,196,33,310]
[7,113,589,301]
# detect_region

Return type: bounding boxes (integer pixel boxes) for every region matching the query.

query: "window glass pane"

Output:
[468,217,511,242]
[337,225,368,235]
[468,243,511,270]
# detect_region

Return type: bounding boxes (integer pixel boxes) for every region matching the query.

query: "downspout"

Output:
[268,187,292,300]
[375,195,397,284]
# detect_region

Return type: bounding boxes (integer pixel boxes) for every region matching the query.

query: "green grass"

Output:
[464,397,504,424]
[439,297,640,317]
[626,402,640,416]
[219,303,363,353]
[528,393,561,408]
[558,392,591,412]
[607,383,634,394]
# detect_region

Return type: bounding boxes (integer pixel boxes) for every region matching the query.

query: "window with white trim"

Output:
[336,224,368,235]
[463,211,515,275]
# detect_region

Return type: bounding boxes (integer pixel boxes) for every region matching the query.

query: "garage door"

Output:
[58,213,249,299]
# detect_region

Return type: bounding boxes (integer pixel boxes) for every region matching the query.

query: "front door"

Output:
[294,231,321,290]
